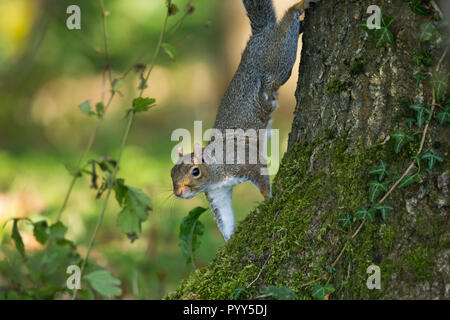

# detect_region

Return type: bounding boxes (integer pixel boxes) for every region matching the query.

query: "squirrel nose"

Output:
[175,186,183,197]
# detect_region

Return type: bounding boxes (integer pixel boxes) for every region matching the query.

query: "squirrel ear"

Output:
[178,147,183,158]
[193,142,203,164]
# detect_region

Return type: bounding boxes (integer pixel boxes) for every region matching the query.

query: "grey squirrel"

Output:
[171,0,320,241]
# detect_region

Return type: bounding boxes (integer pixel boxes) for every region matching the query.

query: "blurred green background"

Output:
[0,0,300,299]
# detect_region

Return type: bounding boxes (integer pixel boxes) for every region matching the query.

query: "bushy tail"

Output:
[242,0,276,34]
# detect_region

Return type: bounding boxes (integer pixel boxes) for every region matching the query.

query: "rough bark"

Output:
[169,0,449,299]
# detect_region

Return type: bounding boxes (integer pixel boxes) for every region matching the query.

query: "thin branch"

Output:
[55,1,117,222]
[246,253,272,289]
[72,111,135,300]
[99,0,113,85]
[72,5,171,300]
[56,90,116,222]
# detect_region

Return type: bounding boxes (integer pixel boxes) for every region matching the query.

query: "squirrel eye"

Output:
[190,167,201,178]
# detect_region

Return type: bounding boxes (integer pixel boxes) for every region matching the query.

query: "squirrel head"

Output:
[171,143,212,199]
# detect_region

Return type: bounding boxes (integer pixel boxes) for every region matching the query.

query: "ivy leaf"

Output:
[409,104,431,128]
[409,0,430,16]
[79,101,96,117]
[421,51,434,66]
[411,53,422,66]
[132,97,156,113]
[369,161,388,182]
[178,207,207,264]
[111,78,124,92]
[360,11,394,48]
[312,284,335,300]
[326,266,336,273]
[421,151,443,169]
[115,180,152,242]
[413,73,423,88]
[412,154,422,170]
[259,286,297,300]
[419,22,436,41]
[430,73,449,103]
[392,130,414,153]
[405,118,416,128]
[338,212,353,228]
[162,43,176,61]
[233,287,246,300]
[369,181,388,203]
[374,204,394,221]
[84,270,122,298]
[398,173,422,188]
[419,22,442,44]
[437,107,450,125]
[355,206,375,222]
[33,220,49,245]
[375,14,395,47]
[11,219,25,258]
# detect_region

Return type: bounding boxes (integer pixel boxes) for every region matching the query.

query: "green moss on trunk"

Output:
[168,136,449,300]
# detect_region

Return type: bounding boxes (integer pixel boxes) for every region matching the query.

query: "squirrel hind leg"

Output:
[292,0,308,12]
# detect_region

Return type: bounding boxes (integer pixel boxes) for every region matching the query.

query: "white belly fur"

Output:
[206,177,248,241]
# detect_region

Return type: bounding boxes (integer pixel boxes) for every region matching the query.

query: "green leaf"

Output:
[63,161,82,178]
[398,173,422,188]
[95,102,105,117]
[338,212,353,228]
[405,117,416,128]
[369,161,388,181]
[419,22,442,44]
[411,53,422,66]
[11,219,25,258]
[437,107,450,125]
[312,284,335,300]
[360,11,395,48]
[233,287,246,300]
[326,266,336,273]
[168,3,179,16]
[259,286,297,300]
[369,181,388,203]
[132,97,156,113]
[178,207,207,264]
[79,101,96,117]
[162,43,176,61]
[49,222,67,239]
[392,130,414,153]
[409,104,431,128]
[84,270,122,298]
[412,154,422,170]
[421,51,434,66]
[355,206,375,222]
[33,220,49,245]
[421,151,443,169]
[111,78,124,92]
[430,73,449,103]
[409,0,430,16]
[374,204,394,221]
[413,73,423,88]
[115,183,152,242]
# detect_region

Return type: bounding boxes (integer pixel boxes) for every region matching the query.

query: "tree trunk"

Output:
[169,0,449,299]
